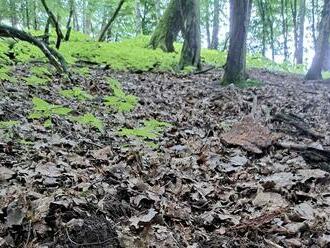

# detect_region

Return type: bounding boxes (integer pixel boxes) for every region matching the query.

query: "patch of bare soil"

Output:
[0,66,330,247]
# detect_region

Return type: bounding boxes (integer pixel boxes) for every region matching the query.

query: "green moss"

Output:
[118,119,171,139]
[104,78,139,112]
[73,113,103,131]
[60,87,92,101]
[12,41,46,63]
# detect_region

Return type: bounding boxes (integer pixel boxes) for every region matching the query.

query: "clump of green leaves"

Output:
[0,120,20,141]
[30,66,51,78]
[0,120,20,129]
[104,78,139,112]
[118,119,171,139]
[74,67,90,76]
[73,113,103,131]
[24,75,49,86]
[0,66,12,81]
[60,87,92,101]
[29,97,72,127]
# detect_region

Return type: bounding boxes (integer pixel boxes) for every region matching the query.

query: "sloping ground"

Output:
[0,66,330,247]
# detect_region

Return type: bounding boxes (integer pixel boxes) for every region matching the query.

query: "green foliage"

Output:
[73,113,103,131]
[118,119,171,139]
[23,75,49,86]
[0,66,12,82]
[12,41,46,63]
[235,79,263,88]
[0,120,20,129]
[60,87,93,101]
[30,66,52,78]
[29,97,72,127]
[74,67,90,76]
[104,78,139,112]
[0,41,10,64]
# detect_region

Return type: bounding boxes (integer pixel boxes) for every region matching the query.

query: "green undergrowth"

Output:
[0,120,20,141]
[0,33,313,75]
[29,97,72,127]
[0,66,16,83]
[60,87,93,101]
[118,119,171,139]
[104,78,139,112]
[236,79,263,88]
[73,113,103,131]
[0,120,20,129]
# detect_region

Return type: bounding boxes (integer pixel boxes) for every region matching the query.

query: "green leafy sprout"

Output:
[104,78,139,112]
[60,87,93,101]
[73,113,104,131]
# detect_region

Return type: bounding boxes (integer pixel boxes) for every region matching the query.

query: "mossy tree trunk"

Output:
[149,0,182,52]
[179,0,201,69]
[305,0,330,80]
[222,0,252,85]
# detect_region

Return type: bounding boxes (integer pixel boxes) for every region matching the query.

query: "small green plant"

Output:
[118,119,171,139]
[60,87,93,101]
[0,120,20,129]
[73,113,103,131]
[24,75,49,86]
[29,97,72,127]
[0,120,20,141]
[75,67,90,76]
[0,66,17,83]
[104,78,139,112]
[236,79,262,88]
[30,66,51,78]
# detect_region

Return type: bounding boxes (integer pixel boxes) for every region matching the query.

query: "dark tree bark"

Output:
[204,0,211,48]
[25,0,30,30]
[222,0,252,85]
[291,0,298,63]
[43,17,51,44]
[179,0,202,69]
[41,0,64,49]
[210,0,220,50]
[149,0,182,52]
[0,25,67,73]
[65,0,75,41]
[305,0,330,80]
[98,0,126,42]
[311,0,318,49]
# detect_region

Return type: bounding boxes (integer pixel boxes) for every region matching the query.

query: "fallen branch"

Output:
[0,24,67,73]
[273,112,324,139]
[277,141,330,172]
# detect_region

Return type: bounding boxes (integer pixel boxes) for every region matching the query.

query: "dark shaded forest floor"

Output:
[0,66,330,247]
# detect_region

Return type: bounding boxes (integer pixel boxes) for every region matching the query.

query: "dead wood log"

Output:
[277,141,330,172]
[41,0,64,49]
[0,24,67,73]
[273,112,324,139]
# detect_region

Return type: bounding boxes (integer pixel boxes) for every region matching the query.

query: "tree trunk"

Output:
[222,0,252,85]
[296,0,306,64]
[9,0,18,27]
[98,0,126,42]
[291,0,298,64]
[0,24,67,73]
[281,0,289,61]
[179,0,202,69]
[149,0,182,52]
[305,0,330,80]
[25,0,30,30]
[257,0,266,56]
[205,0,211,49]
[311,0,318,49]
[135,0,143,35]
[41,0,64,49]
[210,0,220,50]
[65,0,74,41]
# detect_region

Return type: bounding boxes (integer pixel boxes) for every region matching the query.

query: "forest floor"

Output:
[0,65,330,247]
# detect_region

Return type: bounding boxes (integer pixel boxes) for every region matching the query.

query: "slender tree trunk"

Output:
[265,2,275,61]
[98,0,126,42]
[33,1,38,30]
[291,0,298,64]
[65,0,74,41]
[281,0,289,61]
[25,0,30,30]
[135,0,143,35]
[149,0,183,52]
[306,0,330,80]
[222,0,252,85]
[205,0,211,49]
[210,0,220,49]
[43,17,51,44]
[9,0,18,27]
[179,0,201,69]
[41,0,64,49]
[257,0,266,56]
[296,0,306,64]
[311,0,318,49]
